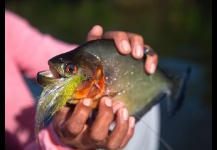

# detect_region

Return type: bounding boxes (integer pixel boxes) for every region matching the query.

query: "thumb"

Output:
[86,25,103,41]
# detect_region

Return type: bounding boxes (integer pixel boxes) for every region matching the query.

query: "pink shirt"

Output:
[5,10,77,149]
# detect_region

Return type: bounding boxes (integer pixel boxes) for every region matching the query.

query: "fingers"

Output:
[52,97,135,149]
[106,108,130,149]
[127,33,144,59]
[53,98,92,142]
[53,98,95,149]
[103,32,144,59]
[52,105,73,127]
[90,97,114,141]
[144,45,158,74]
[112,100,126,113]
[89,97,133,149]
[86,26,159,74]
[120,116,135,148]
[62,98,92,139]
[103,31,158,74]
[86,25,103,41]
[103,31,132,54]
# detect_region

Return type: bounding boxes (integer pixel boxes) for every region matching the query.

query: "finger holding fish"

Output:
[52,98,92,146]
[125,32,144,59]
[86,25,103,41]
[144,45,158,74]
[86,25,158,74]
[53,98,94,148]
[102,31,158,74]
[52,96,132,149]
[92,98,134,149]
[124,32,158,74]
[106,108,130,150]
[103,31,132,54]
[90,97,114,142]
[120,116,135,148]
[61,98,92,139]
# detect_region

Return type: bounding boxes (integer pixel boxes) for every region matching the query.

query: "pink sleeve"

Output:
[24,124,74,150]
[5,10,77,149]
[5,10,78,79]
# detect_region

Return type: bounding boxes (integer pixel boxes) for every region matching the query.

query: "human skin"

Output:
[52,25,158,149]
[86,25,158,74]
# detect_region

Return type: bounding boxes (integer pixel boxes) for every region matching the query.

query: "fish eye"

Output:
[65,64,77,74]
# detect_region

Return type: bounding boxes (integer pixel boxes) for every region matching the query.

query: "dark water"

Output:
[24,57,212,150]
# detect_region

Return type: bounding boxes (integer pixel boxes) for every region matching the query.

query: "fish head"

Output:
[47,48,106,107]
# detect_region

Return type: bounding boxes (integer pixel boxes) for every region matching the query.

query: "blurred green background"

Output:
[5,0,212,149]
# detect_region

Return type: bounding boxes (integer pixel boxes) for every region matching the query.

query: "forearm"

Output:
[5,10,77,78]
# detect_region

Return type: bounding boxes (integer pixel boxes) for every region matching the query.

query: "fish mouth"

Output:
[37,61,107,109]
[49,67,61,78]
[36,70,65,87]
[36,61,64,87]
[48,61,62,78]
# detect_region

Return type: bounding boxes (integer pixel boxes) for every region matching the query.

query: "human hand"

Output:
[52,97,135,149]
[86,25,158,74]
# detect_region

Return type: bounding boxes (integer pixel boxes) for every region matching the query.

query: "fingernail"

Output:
[122,108,129,121]
[113,103,122,113]
[83,98,91,106]
[149,63,156,74]
[136,44,143,57]
[121,40,131,53]
[104,97,112,107]
[129,117,135,128]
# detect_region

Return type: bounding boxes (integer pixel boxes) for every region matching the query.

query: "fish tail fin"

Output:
[167,67,191,116]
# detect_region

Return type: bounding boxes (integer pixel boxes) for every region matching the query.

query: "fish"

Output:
[35,39,190,139]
